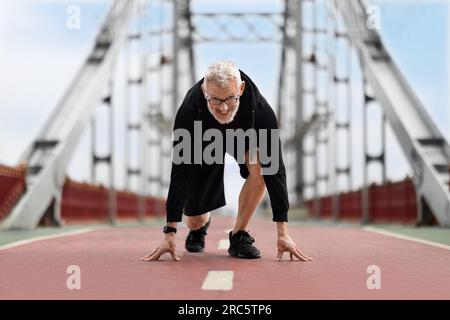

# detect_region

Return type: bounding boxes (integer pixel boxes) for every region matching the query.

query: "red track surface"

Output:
[1,215,450,299]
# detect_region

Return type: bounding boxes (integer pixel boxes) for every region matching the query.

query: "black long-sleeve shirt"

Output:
[165,70,289,222]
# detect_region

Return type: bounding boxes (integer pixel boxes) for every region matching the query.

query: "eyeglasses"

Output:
[205,96,240,106]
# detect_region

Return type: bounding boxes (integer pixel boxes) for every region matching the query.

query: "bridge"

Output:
[0,0,449,300]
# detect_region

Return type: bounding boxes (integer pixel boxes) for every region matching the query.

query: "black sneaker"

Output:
[228,230,261,259]
[185,218,211,253]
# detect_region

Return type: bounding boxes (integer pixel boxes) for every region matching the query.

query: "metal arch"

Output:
[334,0,450,226]
[1,0,139,230]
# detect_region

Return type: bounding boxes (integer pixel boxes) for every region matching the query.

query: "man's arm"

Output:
[255,98,312,262]
[142,99,195,262]
[256,97,289,222]
[165,101,195,223]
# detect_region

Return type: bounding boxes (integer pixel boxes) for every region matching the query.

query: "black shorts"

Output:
[183,153,250,217]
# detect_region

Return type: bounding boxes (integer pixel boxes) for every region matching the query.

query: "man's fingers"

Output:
[169,250,180,261]
[148,248,165,261]
[275,250,284,261]
[290,252,294,261]
[142,254,157,261]
[141,248,158,261]
[296,248,313,261]
[141,249,157,261]
[290,249,308,261]
[143,248,163,261]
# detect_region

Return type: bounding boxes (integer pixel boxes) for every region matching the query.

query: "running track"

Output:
[1,215,450,299]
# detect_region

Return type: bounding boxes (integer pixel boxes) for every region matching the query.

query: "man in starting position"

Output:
[142,61,312,262]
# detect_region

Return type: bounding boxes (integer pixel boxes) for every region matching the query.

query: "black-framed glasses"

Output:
[205,95,240,106]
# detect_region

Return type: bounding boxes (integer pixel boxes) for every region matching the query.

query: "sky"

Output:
[0,0,449,213]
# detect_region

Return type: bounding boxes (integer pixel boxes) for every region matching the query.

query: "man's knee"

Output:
[185,213,209,230]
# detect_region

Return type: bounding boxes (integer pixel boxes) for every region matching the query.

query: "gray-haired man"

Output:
[142,61,312,262]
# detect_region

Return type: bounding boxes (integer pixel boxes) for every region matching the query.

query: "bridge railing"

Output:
[305,177,420,224]
[0,164,26,222]
[60,178,166,224]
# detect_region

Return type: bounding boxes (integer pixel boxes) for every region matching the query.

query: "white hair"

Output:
[203,60,242,88]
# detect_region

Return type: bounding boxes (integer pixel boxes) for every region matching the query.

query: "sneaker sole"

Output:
[237,253,261,259]
[185,246,205,253]
[228,248,261,259]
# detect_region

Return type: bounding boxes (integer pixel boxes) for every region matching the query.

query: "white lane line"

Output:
[218,239,229,250]
[363,226,450,251]
[0,227,105,251]
[202,271,234,291]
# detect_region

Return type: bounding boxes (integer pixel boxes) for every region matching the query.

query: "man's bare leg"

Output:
[185,212,210,230]
[232,152,266,235]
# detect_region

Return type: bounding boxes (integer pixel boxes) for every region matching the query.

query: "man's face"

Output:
[202,79,245,125]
